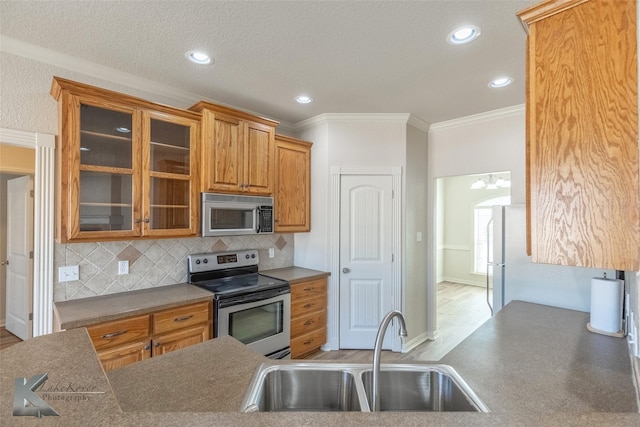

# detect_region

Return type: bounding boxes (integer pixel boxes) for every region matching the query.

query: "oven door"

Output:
[216,290,290,357]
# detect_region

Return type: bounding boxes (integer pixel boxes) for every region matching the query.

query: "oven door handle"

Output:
[217,286,290,308]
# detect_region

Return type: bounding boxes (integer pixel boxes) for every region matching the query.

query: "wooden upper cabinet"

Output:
[51,77,200,242]
[518,0,639,270]
[190,101,278,195]
[274,135,312,232]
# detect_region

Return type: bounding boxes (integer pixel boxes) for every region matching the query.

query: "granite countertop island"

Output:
[2,301,639,426]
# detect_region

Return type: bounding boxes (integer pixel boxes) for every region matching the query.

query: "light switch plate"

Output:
[58,265,79,282]
[269,248,275,258]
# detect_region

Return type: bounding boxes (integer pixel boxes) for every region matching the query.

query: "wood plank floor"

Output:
[305,281,491,363]
[0,327,22,351]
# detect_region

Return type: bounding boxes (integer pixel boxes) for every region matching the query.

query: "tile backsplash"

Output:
[54,234,294,302]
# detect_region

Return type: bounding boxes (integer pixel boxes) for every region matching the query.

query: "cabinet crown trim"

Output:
[50,77,201,121]
[189,101,279,127]
[517,0,589,32]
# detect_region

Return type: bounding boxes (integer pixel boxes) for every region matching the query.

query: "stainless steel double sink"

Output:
[240,363,489,412]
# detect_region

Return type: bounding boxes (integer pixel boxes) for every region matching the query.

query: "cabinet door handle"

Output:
[144,344,151,350]
[154,342,161,348]
[135,219,142,224]
[101,330,128,339]
[144,218,150,223]
[174,315,193,322]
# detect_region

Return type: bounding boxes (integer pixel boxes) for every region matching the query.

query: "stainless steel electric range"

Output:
[187,249,291,359]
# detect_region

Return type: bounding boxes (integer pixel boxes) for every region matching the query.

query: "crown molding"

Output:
[429,104,525,131]
[0,35,294,129]
[295,113,430,132]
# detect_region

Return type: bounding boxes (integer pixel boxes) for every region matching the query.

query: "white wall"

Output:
[295,114,429,350]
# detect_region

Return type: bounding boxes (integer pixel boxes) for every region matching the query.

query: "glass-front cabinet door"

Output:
[69,98,141,240]
[52,76,201,242]
[143,112,199,236]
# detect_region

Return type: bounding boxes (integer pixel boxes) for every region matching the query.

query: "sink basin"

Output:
[361,365,486,412]
[240,363,489,412]
[241,364,363,412]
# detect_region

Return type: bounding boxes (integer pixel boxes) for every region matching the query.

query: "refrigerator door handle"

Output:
[486,218,495,316]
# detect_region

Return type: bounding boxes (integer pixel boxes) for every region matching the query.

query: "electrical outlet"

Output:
[58,265,79,282]
[118,260,129,275]
[269,248,275,258]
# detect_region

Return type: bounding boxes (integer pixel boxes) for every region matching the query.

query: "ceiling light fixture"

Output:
[489,77,513,88]
[295,95,313,104]
[115,127,131,133]
[185,50,213,65]
[470,174,511,190]
[448,25,481,45]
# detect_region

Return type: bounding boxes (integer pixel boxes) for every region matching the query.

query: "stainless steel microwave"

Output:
[201,193,274,236]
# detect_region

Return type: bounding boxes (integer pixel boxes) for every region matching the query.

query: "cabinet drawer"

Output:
[87,315,151,351]
[291,310,326,339]
[291,294,326,319]
[291,278,326,299]
[291,328,326,358]
[152,302,210,335]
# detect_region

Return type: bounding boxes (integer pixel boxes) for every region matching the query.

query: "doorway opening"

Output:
[434,171,511,357]
[0,143,35,343]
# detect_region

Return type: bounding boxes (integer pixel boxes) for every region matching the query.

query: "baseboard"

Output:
[440,276,485,287]
[402,331,430,353]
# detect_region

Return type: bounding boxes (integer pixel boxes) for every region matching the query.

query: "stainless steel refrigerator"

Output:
[489,204,614,315]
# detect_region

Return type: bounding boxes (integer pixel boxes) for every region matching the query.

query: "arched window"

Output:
[474,196,511,274]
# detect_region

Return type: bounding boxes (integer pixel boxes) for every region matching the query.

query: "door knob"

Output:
[1,260,8,266]
[342,267,350,274]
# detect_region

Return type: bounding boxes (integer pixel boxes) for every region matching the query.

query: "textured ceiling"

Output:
[0,0,538,126]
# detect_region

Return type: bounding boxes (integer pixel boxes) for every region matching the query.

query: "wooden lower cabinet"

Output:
[87,301,211,372]
[152,324,210,356]
[96,341,151,372]
[290,277,327,358]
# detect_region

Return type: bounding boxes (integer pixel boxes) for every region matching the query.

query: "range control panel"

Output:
[188,249,259,273]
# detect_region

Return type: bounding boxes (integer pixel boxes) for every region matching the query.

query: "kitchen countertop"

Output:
[2,301,639,426]
[441,301,638,413]
[260,266,330,284]
[54,283,214,329]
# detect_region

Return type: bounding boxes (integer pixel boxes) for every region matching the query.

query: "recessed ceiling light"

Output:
[448,25,481,45]
[295,95,313,104]
[115,127,131,133]
[185,50,214,65]
[489,77,513,88]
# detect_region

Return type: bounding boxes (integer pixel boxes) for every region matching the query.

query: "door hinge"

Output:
[30,190,34,198]
[29,251,34,259]
[392,190,394,198]
[29,313,33,321]
[392,254,394,262]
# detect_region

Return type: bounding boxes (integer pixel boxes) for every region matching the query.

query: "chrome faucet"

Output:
[371,310,407,411]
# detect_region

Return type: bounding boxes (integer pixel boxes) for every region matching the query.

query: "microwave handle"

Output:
[256,207,262,233]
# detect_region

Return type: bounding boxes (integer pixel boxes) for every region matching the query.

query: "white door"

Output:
[5,175,33,340]
[339,175,394,349]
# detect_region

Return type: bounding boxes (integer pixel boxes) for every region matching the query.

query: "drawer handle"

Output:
[304,320,314,326]
[303,339,314,345]
[303,287,315,291]
[101,330,128,339]
[303,303,313,308]
[174,315,194,322]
